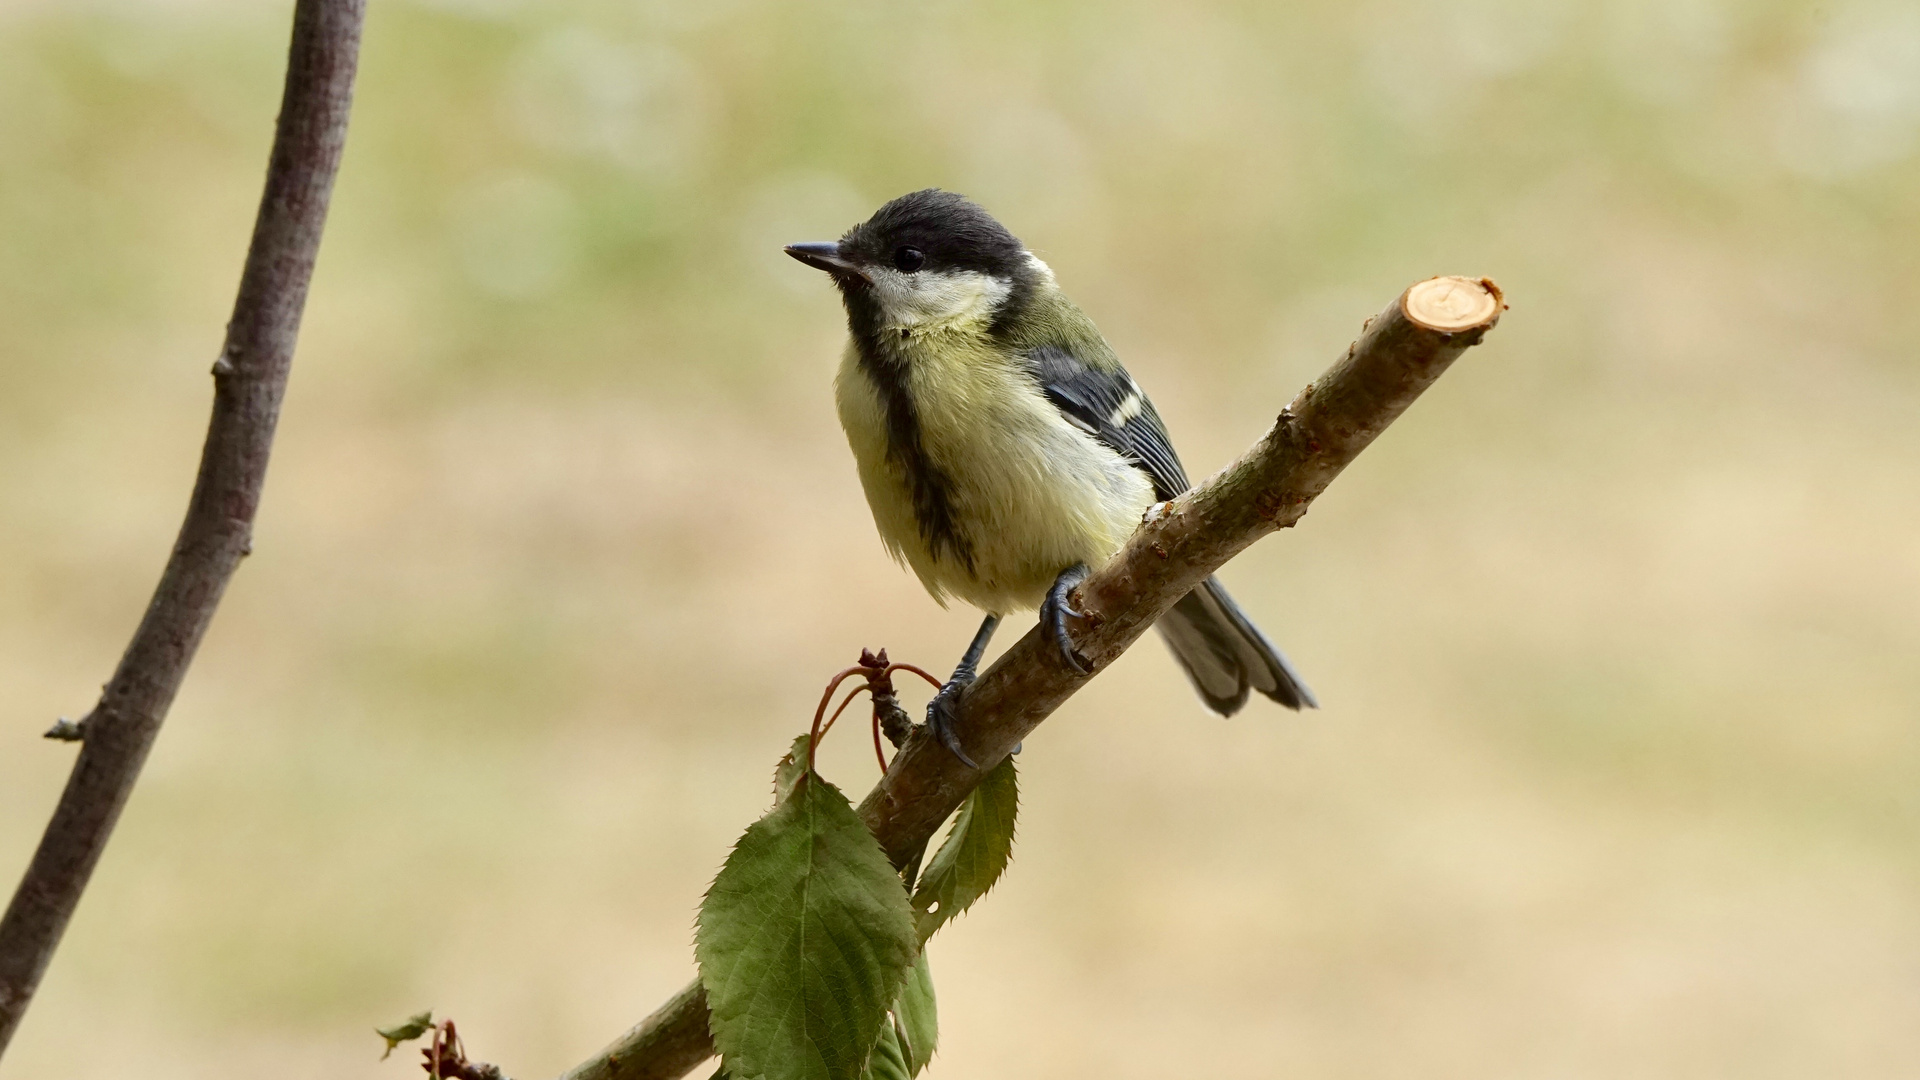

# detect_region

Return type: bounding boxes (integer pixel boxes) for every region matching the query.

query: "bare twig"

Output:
[559,981,715,1080]
[0,0,365,1055]
[560,276,1506,1080]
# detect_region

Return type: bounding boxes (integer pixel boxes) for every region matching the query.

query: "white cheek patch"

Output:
[868,267,1013,330]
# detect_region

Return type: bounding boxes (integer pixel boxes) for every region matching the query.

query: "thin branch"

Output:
[561,276,1506,1080]
[559,982,713,1080]
[0,0,365,1056]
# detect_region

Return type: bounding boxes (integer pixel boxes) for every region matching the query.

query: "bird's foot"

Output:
[925,675,979,769]
[1042,563,1094,675]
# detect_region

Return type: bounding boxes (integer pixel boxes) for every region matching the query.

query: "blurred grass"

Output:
[2,0,1918,1077]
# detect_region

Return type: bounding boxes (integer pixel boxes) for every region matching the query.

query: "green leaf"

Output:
[697,770,919,1080]
[893,951,937,1077]
[375,1010,434,1060]
[861,1020,910,1080]
[774,734,811,804]
[911,756,1018,941]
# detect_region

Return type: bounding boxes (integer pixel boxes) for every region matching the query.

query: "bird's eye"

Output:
[893,247,925,273]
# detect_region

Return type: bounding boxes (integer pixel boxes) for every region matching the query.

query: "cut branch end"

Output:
[1403,275,1503,333]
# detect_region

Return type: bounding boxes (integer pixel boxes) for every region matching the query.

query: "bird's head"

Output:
[786,189,1043,334]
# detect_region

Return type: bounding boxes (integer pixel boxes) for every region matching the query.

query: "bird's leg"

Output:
[925,613,1000,769]
[1042,562,1093,675]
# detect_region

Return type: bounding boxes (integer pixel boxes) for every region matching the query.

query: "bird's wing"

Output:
[1024,344,1190,500]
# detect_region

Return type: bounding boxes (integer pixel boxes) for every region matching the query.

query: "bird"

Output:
[786,189,1315,766]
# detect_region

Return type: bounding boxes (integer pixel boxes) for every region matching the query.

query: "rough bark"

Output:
[0,0,364,1055]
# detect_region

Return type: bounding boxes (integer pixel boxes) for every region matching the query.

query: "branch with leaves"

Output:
[0,0,364,1057]
[477,275,1504,1080]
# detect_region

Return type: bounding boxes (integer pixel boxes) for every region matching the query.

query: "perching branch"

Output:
[0,0,364,1056]
[562,275,1506,1080]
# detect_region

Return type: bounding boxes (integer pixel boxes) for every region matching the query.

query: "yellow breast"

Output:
[835,333,1155,614]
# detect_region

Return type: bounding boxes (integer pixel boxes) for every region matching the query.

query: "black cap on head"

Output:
[838,189,1027,278]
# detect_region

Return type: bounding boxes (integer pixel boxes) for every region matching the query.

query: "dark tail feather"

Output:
[1154,576,1317,715]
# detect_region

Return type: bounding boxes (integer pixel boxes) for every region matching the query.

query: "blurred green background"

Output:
[3,0,1918,1076]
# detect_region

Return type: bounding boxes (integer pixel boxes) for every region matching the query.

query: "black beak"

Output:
[784,241,865,280]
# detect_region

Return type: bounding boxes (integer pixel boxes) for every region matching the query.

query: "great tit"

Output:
[787,189,1315,765]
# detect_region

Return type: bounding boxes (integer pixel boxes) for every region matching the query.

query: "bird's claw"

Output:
[1043,564,1094,675]
[925,678,979,769]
